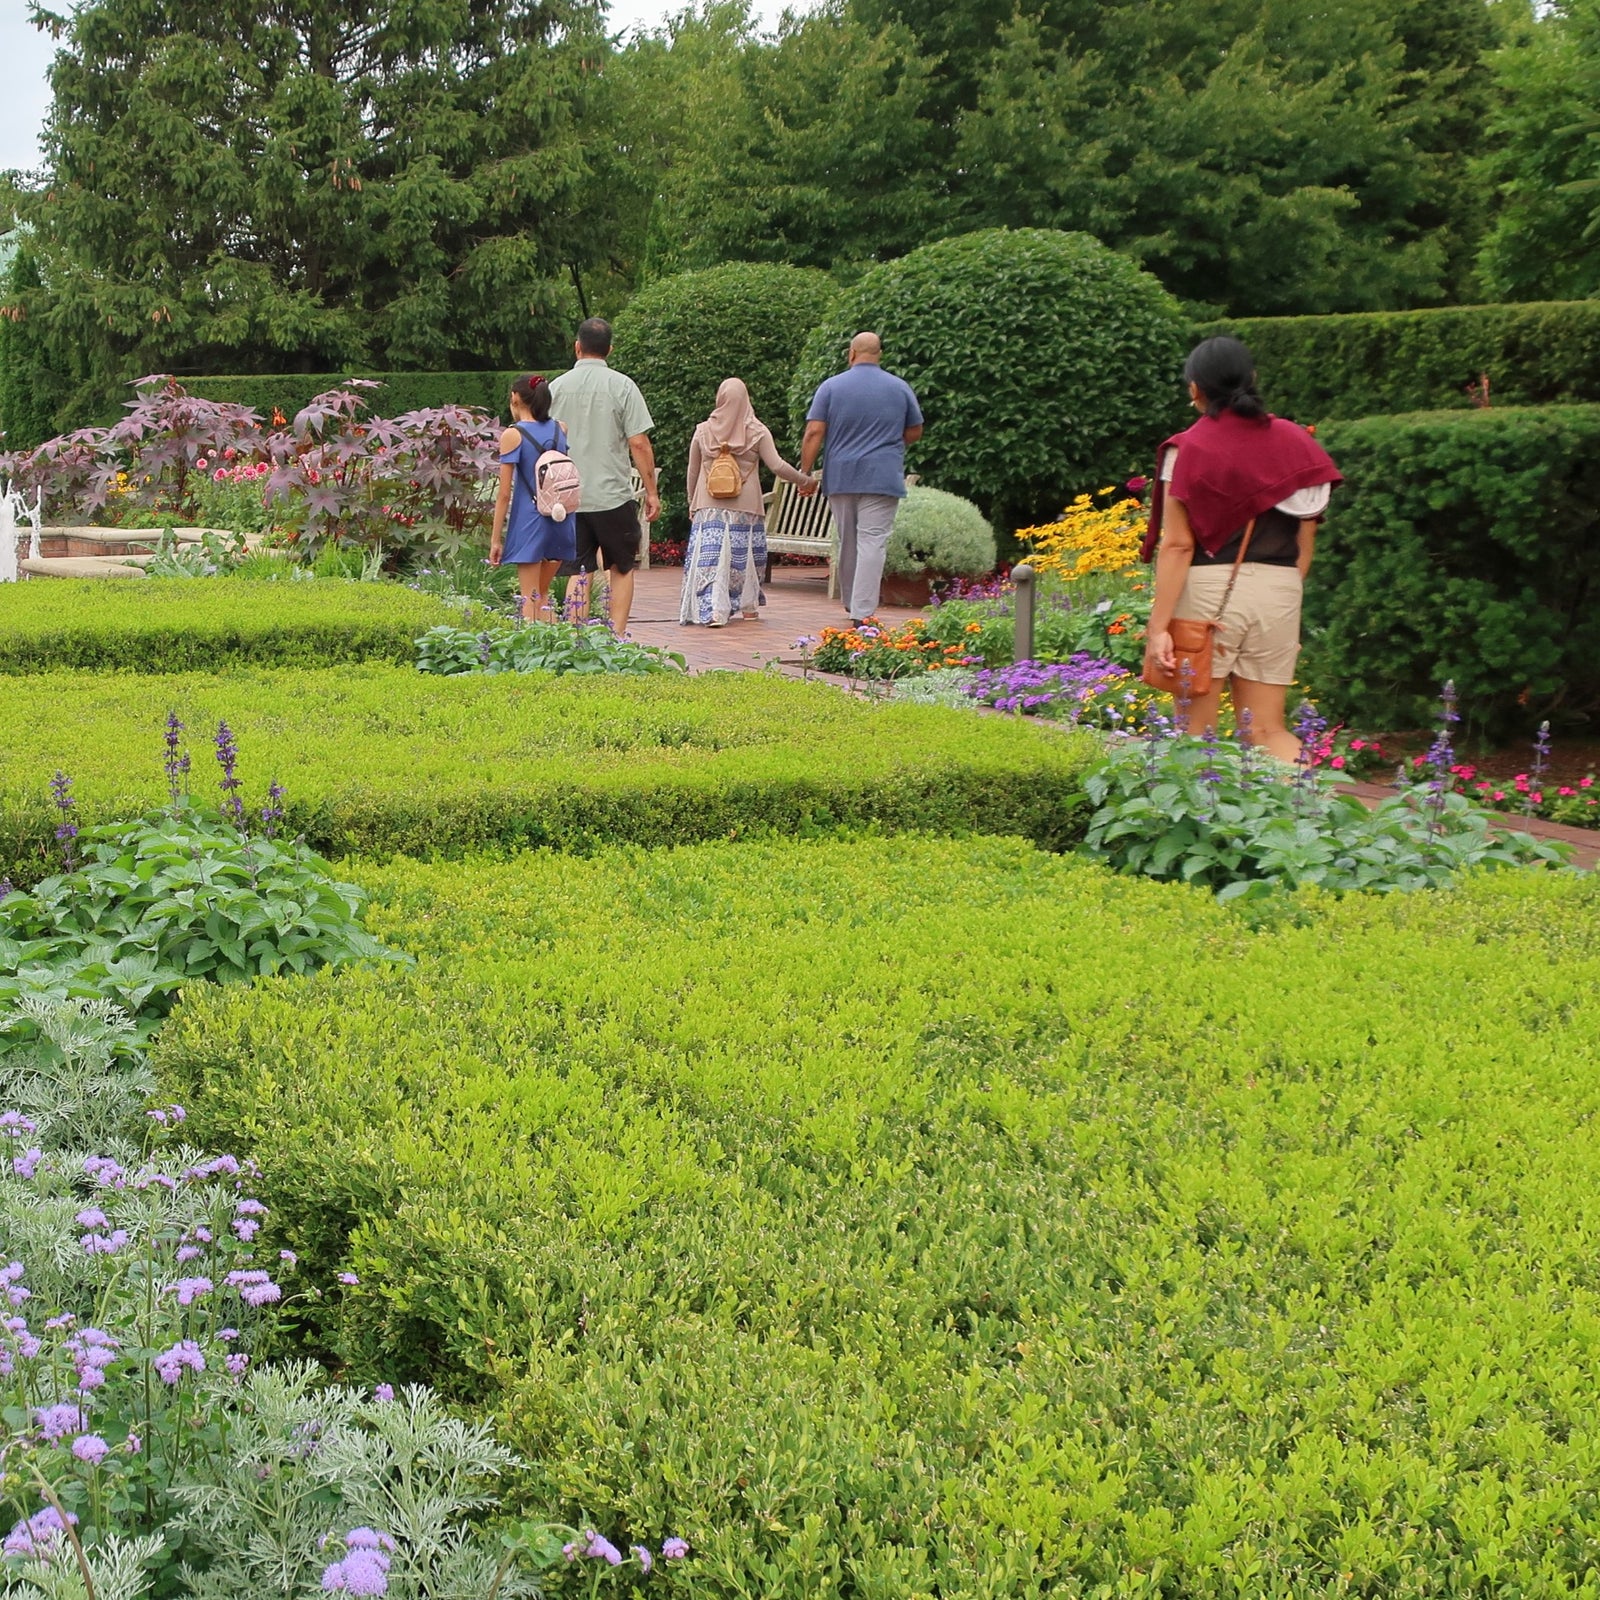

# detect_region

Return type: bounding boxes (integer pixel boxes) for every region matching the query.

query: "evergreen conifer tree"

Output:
[12,0,618,422]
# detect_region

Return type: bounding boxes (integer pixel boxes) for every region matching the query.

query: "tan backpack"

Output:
[706,443,743,500]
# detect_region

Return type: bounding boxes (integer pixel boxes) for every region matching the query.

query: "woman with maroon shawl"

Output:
[1141,337,1342,761]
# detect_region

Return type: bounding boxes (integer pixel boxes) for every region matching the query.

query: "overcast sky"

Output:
[0,3,797,175]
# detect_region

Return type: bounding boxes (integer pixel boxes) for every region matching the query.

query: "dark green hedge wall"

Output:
[612,264,840,541]
[1199,302,1600,423]
[180,370,560,424]
[1309,404,1600,734]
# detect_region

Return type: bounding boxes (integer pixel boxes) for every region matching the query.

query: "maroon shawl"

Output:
[1140,410,1342,562]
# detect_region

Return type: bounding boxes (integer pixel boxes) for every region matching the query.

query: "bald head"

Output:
[848,332,883,365]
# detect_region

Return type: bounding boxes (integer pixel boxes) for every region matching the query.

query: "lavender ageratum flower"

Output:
[226,1352,249,1378]
[71,1433,109,1466]
[74,1208,108,1230]
[233,1218,261,1242]
[6,1316,41,1361]
[12,1148,40,1180]
[4,1506,78,1560]
[0,1112,38,1139]
[225,1270,282,1307]
[176,1245,203,1264]
[217,1327,240,1342]
[634,1546,653,1573]
[169,1277,213,1307]
[372,1383,395,1403]
[184,1157,239,1182]
[34,1403,86,1443]
[280,1250,298,1267]
[80,1230,129,1255]
[83,1156,124,1188]
[48,771,78,871]
[153,1339,205,1384]
[583,1531,624,1566]
[661,1537,690,1560]
[338,1272,359,1287]
[213,720,245,827]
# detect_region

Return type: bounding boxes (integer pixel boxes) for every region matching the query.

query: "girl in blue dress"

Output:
[489,375,577,622]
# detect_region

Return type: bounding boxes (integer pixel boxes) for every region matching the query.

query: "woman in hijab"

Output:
[680,378,816,627]
[1141,337,1342,760]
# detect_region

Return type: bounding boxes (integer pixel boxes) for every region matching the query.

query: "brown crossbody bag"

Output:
[1141,518,1256,696]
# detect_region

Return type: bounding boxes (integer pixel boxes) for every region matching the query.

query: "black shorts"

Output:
[574,504,643,576]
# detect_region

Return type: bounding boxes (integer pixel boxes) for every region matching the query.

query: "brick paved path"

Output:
[623,563,922,672]
[624,564,1598,869]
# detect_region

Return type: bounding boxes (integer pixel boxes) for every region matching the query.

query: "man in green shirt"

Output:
[549,318,660,635]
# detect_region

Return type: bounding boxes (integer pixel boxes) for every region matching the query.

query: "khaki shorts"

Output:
[1177,563,1303,686]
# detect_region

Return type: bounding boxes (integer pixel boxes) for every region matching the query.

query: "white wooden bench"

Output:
[763,479,837,598]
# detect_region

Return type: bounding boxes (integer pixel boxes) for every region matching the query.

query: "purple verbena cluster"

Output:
[967,654,1133,717]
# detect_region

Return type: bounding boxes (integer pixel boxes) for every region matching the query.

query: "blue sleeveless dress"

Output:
[499,420,578,564]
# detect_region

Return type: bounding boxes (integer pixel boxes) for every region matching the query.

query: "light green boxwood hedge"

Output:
[157,839,1600,1599]
[0,580,458,674]
[0,667,1097,883]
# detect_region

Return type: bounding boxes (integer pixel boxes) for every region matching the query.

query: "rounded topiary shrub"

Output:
[612,264,841,541]
[788,229,1189,542]
[886,486,996,577]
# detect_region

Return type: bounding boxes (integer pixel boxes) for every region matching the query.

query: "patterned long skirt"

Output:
[679,508,767,626]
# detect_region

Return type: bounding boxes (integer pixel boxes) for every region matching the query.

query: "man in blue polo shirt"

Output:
[800,332,923,623]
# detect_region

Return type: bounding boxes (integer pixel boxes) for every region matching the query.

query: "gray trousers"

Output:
[828,493,899,619]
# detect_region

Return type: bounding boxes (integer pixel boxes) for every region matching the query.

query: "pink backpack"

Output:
[526,422,581,521]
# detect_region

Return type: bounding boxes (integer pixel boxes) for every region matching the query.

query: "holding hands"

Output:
[795,473,819,499]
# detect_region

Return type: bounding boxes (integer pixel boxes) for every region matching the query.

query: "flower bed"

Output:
[156,836,1600,1599]
[0,580,458,674]
[0,731,595,1597]
[802,616,980,678]
[0,669,1100,884]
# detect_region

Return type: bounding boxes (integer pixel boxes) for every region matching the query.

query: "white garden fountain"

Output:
[0,484,42,581]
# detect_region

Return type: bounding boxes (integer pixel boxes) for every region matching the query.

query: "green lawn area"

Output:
[0,668,1096,882]
[157,837,1600,1599]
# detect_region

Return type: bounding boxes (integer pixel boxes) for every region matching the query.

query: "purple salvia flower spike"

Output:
[163,710,187,809]
[48,771,79,871]
[213,721,246,829]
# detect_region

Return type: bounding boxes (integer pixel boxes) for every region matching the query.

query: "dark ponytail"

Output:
[1183,336,1266,421]
[511,374,552,423]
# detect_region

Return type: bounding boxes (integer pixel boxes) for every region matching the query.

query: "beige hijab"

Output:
[700,377,762,453]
